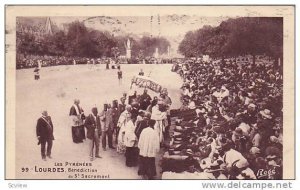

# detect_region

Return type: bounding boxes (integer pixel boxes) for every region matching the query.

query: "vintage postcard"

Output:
[5,5,295,179]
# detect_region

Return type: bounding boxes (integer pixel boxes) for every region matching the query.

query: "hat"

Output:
[260,109,272,119]
[174,137,183,141]
[248,103,256,108]
[173,140,182,145]
[233,159,249,169]
[200,157,212,170]
[189,101,196,109]
[267,160,280,167]
[186,149,193,155]
[266,155,277,160]
[234,128,243,136]
[248,85,255,90]
[249,146,261,155]
[221,86,227,91]
[91,107,98,113]
[138,110,145,115]
[175,125,184,131]
[194,90,200,94]
[265,146,281,158]
[236,168,256,179]
[196,107,206,114]
[125,105,132,111]
[270,136,280,144]
[206,160,224,173]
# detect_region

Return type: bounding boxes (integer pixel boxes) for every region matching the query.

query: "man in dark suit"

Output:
[139,89,152,110]
[85,107,102,161]
[128,90,137,105]
[36,110,54,161]
[134,112,151,140]
[99,104,115,150]
[119,97,126,114]
[112,100,120,144]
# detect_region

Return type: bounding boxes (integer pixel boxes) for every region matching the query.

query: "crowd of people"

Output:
[162,58,283,179]
[36,55,283,179]
[17,54,175,69]
[17,54,115,69]
[66,88,172,179]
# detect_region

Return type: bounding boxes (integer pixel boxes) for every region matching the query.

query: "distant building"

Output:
[45,17,54,35]
[16,17,58,40]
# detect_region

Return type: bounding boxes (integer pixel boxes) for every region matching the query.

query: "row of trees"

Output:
[178,17,283,64]
[16,21,170,58]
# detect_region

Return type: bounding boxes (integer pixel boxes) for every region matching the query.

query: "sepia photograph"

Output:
[5,5,295,180]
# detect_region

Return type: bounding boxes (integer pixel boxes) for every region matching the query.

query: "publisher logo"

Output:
[256,169,276,179]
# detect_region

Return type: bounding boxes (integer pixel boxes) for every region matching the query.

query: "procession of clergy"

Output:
[67,88,171,179]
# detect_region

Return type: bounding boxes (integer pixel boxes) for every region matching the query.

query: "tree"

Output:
[16,19,171,59]
[43,31,67,56]
[111,47,120,59]
[89,30,117,57]
[138,36,170,57]
[178,31,198,57]
[16,32,39,56]
[178,17,283,65]
[65,21,94,57]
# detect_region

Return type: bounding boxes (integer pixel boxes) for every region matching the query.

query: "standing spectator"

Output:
[85,107,102,161]
[99,104,107,150]
[106,60,110,69]
[112,100,120,144]
[138,69,144,76]
[36,110,54,161]
[100,104,115,150]
[34,66,40,80]
[121,92,128,106]
[117,68,123,85]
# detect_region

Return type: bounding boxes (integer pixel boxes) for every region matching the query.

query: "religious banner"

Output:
[131,75,166,93]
